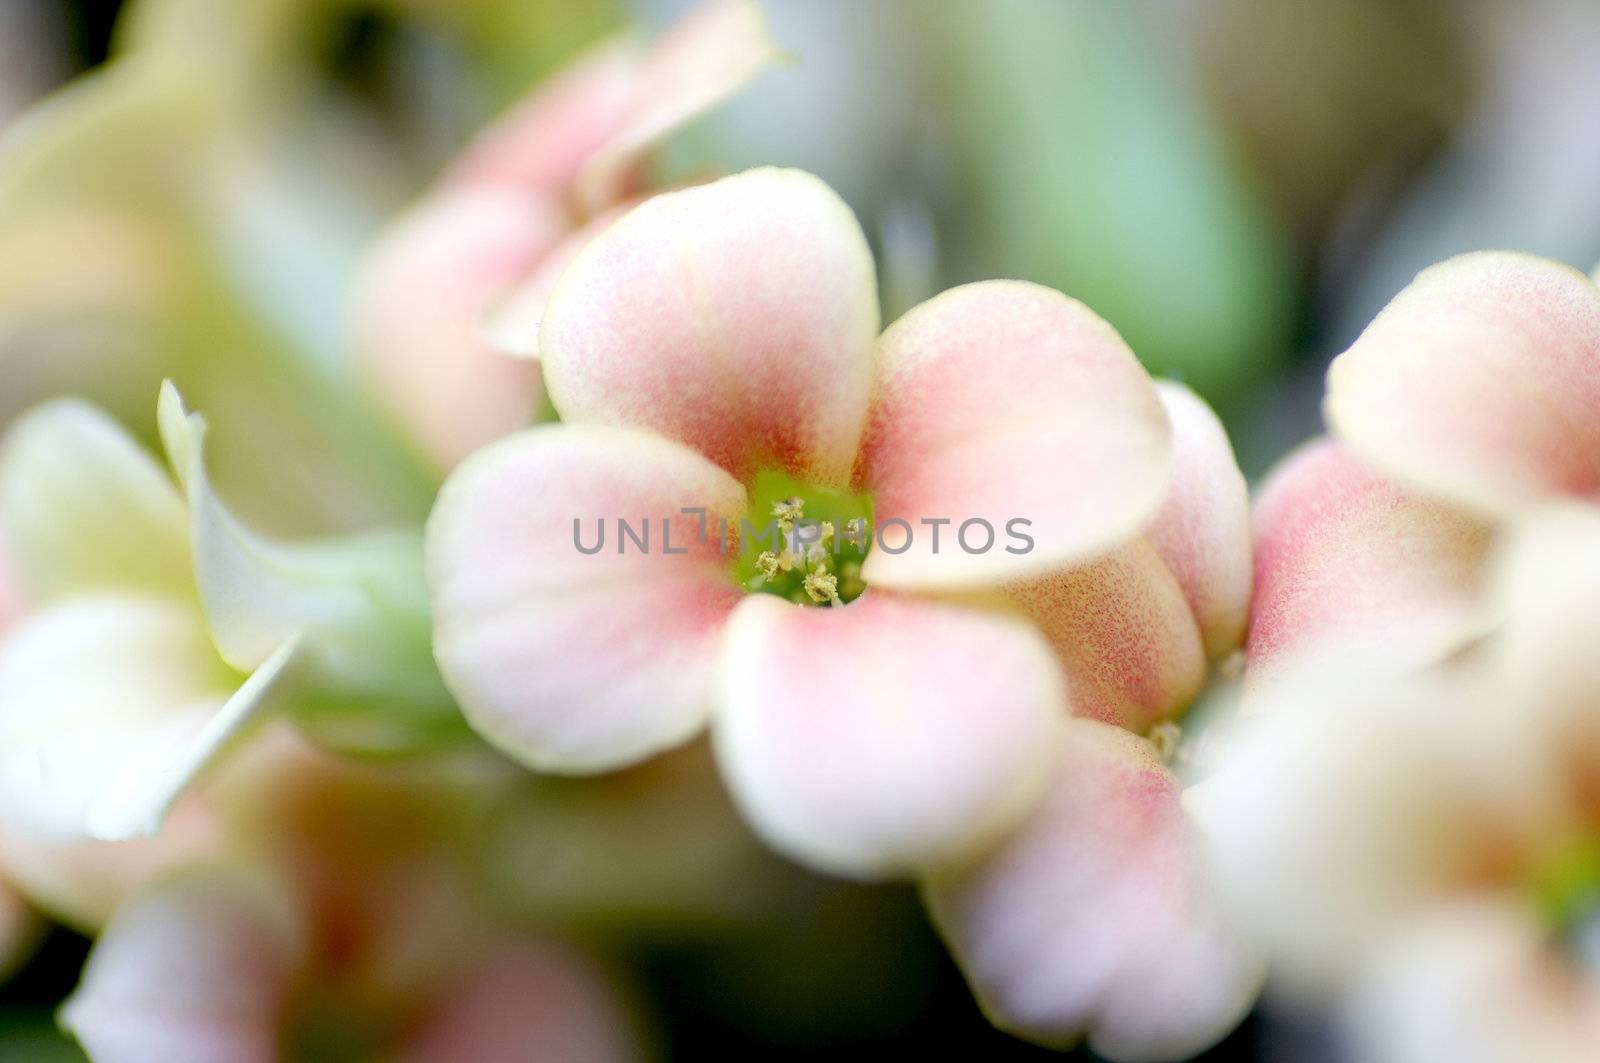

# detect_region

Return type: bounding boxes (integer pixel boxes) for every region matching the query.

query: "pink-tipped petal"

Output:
[399,941,643,1063]
[61,867,306,1063]
[442,39,642,197]
[925,720,1262,1060]
[574,0,781,212]
[1145,382,1251,658]
[1326,252,1600,515]
[427,425,746,773]
[861,282,1172,591]
[540,168,878,485]
[711,592,1066,880]
[1247,439,1493,684]
[354,186,566,470]
[1009,540,1207,733]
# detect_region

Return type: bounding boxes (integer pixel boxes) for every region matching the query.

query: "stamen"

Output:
[802,566,842,605]
[736,472,871,607]
[755,551,781,581]
[772,497,804,531]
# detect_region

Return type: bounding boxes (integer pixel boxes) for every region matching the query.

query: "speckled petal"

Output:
[427,425,746,773]
[925,720,1263,1061]
[861,281,1171,591]
[1326,252,1600,514]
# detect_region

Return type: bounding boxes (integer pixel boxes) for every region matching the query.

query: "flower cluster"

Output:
[1193,253,1600,1063]
[1,1,1598,1061]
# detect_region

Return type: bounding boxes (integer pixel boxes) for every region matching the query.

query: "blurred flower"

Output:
[0,27,435,534]
[923,717,1264,1061]
[1245,251,1600,687]
[0,385,460,844]
[1201,250,1600,1061]
[354,0,780,471]
[0,398,301,842]
[1325,252,1600,518]
[427,163,1262,1056]
[61,734,646,1062]
[1196,506,1600,1063]
[1246,438,1493,687]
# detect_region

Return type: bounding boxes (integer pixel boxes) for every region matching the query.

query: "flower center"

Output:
[734,470,872,606]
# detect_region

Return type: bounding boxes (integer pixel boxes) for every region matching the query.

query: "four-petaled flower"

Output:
[427,165,1263,1057]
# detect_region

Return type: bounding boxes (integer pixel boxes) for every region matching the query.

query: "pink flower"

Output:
[61,736,644,1063]
[1247,252,1600,685]
[1246,438,1493,686]
[1197,507,1600,1063]
[1325,252,1600,518]
[1203,251,1600,1060]
[354,0,780,471]
[426,165,1262,1057]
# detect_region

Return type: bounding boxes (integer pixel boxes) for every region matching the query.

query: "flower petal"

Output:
[353,186,566,470]
[540,167,878,485]
[1145,382,1251,658]
[711,592,1066,880]
[160,386,458,752]
[1344,900,1600,1063]
[861,281,1172,590]
[1008,540,1206,733]
[442,39,642,196]
[399,941,643,1063]
[428,424,746,773]
[483,203,632,360]
[1491,504,1600,754]
[1188,670,1558,1000]
[0,399,188,601]
[0,797,219,931]
[573,0,781,212]
[0,594,295,842]
[924,719,1263,1060]
[61,867,306,1063]
[1326,252,1600,515]
[159,385,405,665]
[1246,438,1493,685]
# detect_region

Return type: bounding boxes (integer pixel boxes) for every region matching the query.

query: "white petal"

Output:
[0,399,188,601]
[0,595,294,841]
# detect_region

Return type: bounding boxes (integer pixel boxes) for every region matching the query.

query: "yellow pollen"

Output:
[755,551,781,581]
[802,565,842,605]
[772,497,804,532]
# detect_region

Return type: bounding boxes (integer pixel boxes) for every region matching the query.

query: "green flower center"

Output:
[732,470,872,606]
